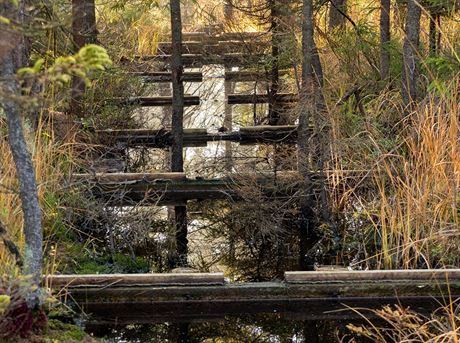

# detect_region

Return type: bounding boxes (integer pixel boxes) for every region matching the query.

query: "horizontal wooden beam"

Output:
[228,93,298,105]
[96,126,299,148]
[130,53,266,68]
[165,31,269,42]
[71,172,301,206]
[285,269,460,283]
[45,273,224,288]
[113,96,200,107]
[128,72,203,83]
[48,269,460,323]
[156,41,268,55]
[128,71,291,83]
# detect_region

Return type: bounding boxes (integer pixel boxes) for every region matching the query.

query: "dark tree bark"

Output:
[429,10,439,55]
[298,0,318,271]
[329,0,346,29]
[380,0,391,79]
[70,0,97,117]
[401,0,421,112]
[0,1,43,294]
[170,0,188,267]
[268,0,280,126]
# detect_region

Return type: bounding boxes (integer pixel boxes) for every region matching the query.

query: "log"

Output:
[285,269,460,283]
[96,126,300,148]
[115,96,200,107]
[45,272,225,288]
[228,93,298,105]
[73,172,187,184]
[47,269,460,324]
[128,72,203,83]
[135,53,266,68]
[71,172,301,205]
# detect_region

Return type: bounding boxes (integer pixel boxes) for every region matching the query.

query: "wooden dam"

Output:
[57,2,460,326]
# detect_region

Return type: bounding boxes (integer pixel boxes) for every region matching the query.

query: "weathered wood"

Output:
[96,126,299,148]
[228,93,298,105]
[129,71,290,83]
[114,96,200,107]
[157,41,268,55]
[48,269,460,323]
[285,269,460,283]
[45,272,224,288]
[225,70,289,82]
[134,53,266,68]
[129,72,203,83]
[72,172,187,184]
[72,172,301,205]
[163,31,269,42]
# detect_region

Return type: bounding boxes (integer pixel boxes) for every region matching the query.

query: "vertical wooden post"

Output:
[71,0,97,117]
[170,0,188,267]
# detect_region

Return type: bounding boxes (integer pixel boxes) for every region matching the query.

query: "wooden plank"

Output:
[72,172,187,184]
[72,172,301,205]
[228,93,298,105]
[96,126,299,148]
[225,70,289,82]
[128,72,203,83]
[49,270,460,323]
[157,41,268,55]
[116,96,200,107]
[134,53,266,68]
[45,273,224,288]
[285,269,460,283]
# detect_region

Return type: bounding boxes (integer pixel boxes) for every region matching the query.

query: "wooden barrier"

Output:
[96,125,299,148]
[47,269,460,323]
[114,96,200,107]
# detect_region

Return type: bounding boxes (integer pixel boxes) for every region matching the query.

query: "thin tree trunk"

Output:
[71,0,97,117]
[298,0,318,271]
[269,0,280,125]
[329,0,346,29]
[0,1,43,296]
[380,0,391,79]
[170,0,188,267]
[401,0,421,113]
[429,10,438,55]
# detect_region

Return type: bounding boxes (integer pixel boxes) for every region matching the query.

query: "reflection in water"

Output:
[86,315,354,342]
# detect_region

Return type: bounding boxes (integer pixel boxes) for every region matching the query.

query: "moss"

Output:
[45,319,86,342]
[75,253,149,274]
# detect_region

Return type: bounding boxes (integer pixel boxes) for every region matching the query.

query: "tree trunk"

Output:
[170,0,188,267]
[269,0,280,125]
[0,1,43,296]
[298,0,318,271]
[401,0,421,113]
[429,10,438,55]
[380,0,391,79]
[71,0,97,117]
[329,0,346,29]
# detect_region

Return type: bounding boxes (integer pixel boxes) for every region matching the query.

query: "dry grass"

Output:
[0,114,76,276]
[345,301,460,342]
